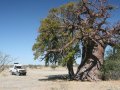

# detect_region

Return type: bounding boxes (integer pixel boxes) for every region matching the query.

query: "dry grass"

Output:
[0,67,120,90]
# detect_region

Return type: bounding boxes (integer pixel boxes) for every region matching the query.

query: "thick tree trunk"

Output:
[67,58,74,80]
[75,42,105,81]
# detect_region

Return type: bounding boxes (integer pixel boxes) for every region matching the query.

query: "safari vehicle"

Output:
[9,63,26,76]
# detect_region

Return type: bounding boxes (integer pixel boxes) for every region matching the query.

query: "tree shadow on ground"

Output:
[38,74,68,81]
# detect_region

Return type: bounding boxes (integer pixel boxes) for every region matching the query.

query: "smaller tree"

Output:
[0,52,13,73]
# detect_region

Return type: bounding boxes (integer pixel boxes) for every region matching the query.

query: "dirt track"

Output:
[0,67,120,90]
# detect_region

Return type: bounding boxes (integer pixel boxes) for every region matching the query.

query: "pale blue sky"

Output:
[0,0,120,65]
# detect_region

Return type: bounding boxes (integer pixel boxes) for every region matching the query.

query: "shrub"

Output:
[50,64,57,70]
[101,48,120,80]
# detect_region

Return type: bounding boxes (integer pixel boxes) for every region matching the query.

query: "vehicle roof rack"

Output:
[14,63,19,64]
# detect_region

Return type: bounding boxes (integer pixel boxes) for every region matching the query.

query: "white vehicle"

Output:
[9,63,26,76]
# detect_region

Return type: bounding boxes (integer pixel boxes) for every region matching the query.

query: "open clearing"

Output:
[0,67,120,90]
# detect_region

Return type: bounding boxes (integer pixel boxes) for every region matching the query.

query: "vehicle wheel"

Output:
[16,72,20,76]
[10,72,14,75]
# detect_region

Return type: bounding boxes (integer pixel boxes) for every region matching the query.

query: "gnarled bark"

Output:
[75,41,105,81]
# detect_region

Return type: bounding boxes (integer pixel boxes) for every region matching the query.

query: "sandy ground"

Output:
[0,67,120,90]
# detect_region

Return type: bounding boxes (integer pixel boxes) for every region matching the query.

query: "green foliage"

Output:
[32,17,60,60]
[62,44,80,65]
[101,47,120,80]
[49,8,58,13]
[40,18,60,31]
[62,50,75,66]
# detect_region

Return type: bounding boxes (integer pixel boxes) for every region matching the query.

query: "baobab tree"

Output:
[33,0,120,81]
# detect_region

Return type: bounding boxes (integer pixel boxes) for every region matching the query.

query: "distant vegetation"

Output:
[27,64,42,69]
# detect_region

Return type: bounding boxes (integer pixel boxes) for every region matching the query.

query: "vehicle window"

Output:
[15,66,22,69]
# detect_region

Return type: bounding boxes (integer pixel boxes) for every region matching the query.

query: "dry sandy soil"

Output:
[0,67,120,90]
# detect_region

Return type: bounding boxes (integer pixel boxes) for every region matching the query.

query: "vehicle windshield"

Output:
[15,66,22,69]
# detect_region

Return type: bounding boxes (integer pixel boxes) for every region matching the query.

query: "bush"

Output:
[101,48,120,80]
[50,64,57,70]
[0,52,13,73]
